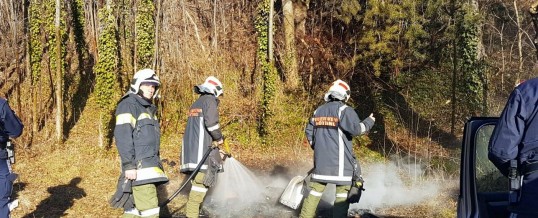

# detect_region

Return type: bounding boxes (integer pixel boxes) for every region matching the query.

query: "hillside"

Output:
[1,0,537,217]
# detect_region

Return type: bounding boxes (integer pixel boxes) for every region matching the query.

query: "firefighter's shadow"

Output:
[22,177,86,218]
[12,181,27,201]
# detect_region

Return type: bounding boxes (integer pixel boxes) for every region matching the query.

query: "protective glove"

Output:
[346,177,365,204]
[109,179,134,209]
[362,115,375,131]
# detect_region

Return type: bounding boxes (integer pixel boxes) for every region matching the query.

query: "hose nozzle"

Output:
[223,140,232,157]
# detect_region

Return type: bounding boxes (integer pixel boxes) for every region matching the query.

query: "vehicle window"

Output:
[475,124,505,192]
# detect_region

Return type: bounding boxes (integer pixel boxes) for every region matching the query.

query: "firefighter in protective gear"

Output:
[181,76,225,218]
[300,79,375,218]
[488,77,538,218]
[111,68,168,218]
[0,98,23,217]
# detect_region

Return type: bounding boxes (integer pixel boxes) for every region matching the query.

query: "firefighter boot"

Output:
[186,173,208,218]
[300,182,327,218]
[122,208,140,218]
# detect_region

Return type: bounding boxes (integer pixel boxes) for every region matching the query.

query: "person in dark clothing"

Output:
[111,69,168,218]
[181,76,224,218]
[0,97,23,217]
[300,79,375,218]
[488,77,538,218]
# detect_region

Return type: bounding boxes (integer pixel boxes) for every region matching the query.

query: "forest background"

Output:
[0,0,537,217]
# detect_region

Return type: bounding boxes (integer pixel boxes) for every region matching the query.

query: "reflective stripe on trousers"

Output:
[122,183,159,218]
[186,172,209,218]
[299,181,351,218]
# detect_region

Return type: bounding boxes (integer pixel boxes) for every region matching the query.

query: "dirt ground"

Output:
[8,139,457,218]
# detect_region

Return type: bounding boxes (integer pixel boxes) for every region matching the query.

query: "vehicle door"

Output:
[457,117,510,218]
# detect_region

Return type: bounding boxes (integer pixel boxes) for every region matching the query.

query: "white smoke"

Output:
[350,161,441,212]
[203,157,442,217]
[205,159,307,217]
[204,157,266,216]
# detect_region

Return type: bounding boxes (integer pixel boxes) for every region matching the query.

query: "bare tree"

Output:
[514,0,523,84]
[55,0,64,144]
[282,0,299,89]
[268,0,274,63]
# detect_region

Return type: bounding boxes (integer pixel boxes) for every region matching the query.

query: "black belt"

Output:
[521,161,538,175]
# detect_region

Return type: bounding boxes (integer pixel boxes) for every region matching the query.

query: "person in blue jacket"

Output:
[488,77,538,218]
[0,98,23,217]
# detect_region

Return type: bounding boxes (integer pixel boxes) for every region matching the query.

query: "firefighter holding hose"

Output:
[181,76,226,218]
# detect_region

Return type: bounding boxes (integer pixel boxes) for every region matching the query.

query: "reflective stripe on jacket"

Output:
[114,93,168,186]
[305,101,373,185]
[181,94,223,173]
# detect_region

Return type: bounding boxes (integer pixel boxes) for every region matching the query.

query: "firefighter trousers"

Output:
[186,172,209,218]
[300,181,351,218]
[122,183,159,218]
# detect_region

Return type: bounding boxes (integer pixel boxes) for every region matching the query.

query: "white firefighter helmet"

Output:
[194,76,223,97]
[324,79,351,102]
[130,68,160,98]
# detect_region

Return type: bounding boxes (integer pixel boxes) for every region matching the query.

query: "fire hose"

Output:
[159,146,215,207]
[159,141,232,207]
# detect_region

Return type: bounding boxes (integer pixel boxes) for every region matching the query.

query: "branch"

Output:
[184,6,206,53]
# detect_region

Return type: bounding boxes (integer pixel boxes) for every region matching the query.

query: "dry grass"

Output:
[10,134,314,217]
[375,183,458,218]
[10,129,458,218]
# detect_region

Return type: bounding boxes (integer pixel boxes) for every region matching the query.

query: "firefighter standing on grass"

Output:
[111,69,168,218]
[300,80,375,218]
[0,98,23,218]
[181,76,225,218]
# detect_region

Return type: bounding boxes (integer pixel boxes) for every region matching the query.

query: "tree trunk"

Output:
[55,0,63,144]
[471,0,487,115]
[212,0,217,50]
[450,0,457,135]
[153,0,162,70]
[268,0,274,63]
[87,0,99,57]
[24,0,36,140]
[501,23,505,90]
[282,0,299,89]
[514,0,523,85]
[28,1,38,136]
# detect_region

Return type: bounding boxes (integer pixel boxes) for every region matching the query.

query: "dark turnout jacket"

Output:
[488,77,538,215]
[306,100,374,185]
[181,94,223,173]
[114,93,168,186]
